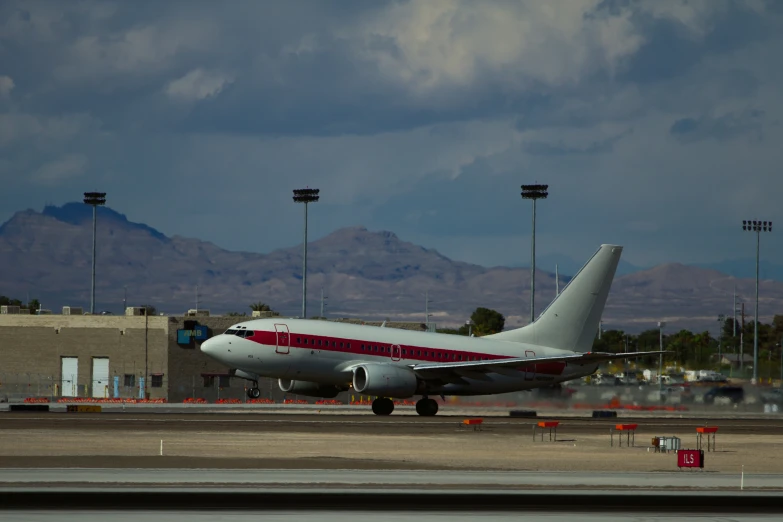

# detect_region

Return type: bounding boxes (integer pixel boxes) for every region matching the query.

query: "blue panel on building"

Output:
[193,325,209,340]
[177,329,192,345]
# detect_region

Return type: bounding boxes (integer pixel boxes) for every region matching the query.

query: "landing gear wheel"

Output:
[415,398,438,416]
[247,387,261,399]
[371,397,395,416]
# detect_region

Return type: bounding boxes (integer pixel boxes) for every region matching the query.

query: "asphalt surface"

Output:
[4,511,783,521]
[2,490,783,515]
[3,468,782,490]
[3,411,783,435]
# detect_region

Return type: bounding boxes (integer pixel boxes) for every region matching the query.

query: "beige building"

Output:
[0,311,430,403]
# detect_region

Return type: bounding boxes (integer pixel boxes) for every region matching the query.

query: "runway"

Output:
[3,411,783,435]
[8,512,783,522]
[3,468,783,489]
[3,410,783,519]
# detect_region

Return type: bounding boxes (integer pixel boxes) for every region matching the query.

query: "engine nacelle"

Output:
[278,379,342,399]
[352,364,419,398]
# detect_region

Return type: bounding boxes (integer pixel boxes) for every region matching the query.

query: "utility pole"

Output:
[742,219,772,384]
[555,264,560,297]
[123,286,127,313]
[83,192,106,314]
[320,288,328,318]
[195,285,200,312]
[293,188,320,319]
[521,184,548,323]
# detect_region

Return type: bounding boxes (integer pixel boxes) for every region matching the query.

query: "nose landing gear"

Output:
[247,382,261,399]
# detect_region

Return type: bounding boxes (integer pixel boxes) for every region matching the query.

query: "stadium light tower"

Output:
[657,321,666,400]
[743,219,772,384]
[83,192,106,315]
[521,184,548,323]
[293,188,320,319]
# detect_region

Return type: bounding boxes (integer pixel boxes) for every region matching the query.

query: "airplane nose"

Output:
[201,337,216,355]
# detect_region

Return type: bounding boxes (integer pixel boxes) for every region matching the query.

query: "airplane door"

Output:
[275,324,290,354]
[390,344,401,362]
[524,350,536,381]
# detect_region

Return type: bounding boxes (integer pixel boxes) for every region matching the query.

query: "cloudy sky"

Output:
[1,0,781,270]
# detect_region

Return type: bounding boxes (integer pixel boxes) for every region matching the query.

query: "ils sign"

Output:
[677,449,704,469]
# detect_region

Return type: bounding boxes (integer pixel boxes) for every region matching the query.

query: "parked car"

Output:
[703,386,745,404]
[760,388,783,405]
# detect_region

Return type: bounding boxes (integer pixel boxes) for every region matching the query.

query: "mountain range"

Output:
[1,203,782,334]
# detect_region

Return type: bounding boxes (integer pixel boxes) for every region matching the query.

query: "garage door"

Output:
[91,357,110,398]
[61,357,78,397]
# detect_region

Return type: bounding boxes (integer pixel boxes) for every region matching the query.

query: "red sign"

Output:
[677,449,704,468]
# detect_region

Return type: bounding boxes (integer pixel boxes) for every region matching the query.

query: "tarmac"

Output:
[3,407,783,518]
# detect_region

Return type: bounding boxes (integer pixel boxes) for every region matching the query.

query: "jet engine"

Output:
[278,379,343,398]
[352,364,420,398]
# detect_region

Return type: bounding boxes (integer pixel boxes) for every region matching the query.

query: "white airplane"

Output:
[200,244,661,416]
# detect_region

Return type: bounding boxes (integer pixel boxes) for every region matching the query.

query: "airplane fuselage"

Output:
[202,318,598,396]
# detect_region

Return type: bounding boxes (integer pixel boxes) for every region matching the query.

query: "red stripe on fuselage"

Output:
[242,330,565,376]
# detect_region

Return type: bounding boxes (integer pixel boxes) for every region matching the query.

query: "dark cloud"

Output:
[669,109,765,142]
[0,0,782,270]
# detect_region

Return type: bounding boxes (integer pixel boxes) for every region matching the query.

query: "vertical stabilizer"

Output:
[484,244,622,352]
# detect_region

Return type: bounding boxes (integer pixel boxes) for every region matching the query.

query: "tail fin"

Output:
[484,244,622,352]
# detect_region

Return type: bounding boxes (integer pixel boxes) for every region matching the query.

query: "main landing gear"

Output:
[371,397,394,416]
[247,382,261,399]
[370,397,439,416]
[415,397,438,416]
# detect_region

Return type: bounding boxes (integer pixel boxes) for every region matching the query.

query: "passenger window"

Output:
[340,342,344,348]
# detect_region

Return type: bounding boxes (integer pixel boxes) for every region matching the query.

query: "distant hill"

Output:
[1,203,782,333]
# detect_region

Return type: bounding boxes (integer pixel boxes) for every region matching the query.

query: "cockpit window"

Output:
[225,329,238,335]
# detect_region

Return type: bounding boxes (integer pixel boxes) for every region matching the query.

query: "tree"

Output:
[250,302,271,312]
[466,307,505,336]
[140,304,157,316]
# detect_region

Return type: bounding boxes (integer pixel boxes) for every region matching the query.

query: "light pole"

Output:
[83,192,106,315]
[717,314,725,371]
[293,188,320,319]
[742,219,772,384]
[658,321,666,399]
[424,291,433,328]
[521,184,548,323]
[466,320,472,337]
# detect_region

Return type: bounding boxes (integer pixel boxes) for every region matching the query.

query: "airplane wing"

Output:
[409,351,666,379]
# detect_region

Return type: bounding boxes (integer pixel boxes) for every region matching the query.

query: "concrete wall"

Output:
[0,315,169,399]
